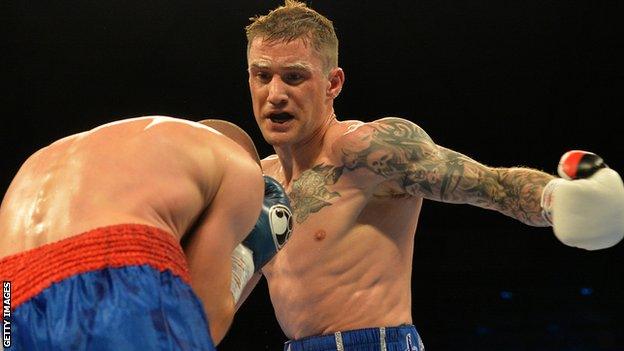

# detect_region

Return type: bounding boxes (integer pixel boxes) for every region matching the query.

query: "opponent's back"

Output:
[0,116,226,257]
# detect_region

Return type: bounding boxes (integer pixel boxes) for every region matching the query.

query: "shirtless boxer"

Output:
[242,1,624,350]
[0,116,293,350]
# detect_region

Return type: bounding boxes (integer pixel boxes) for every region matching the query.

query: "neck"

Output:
[275,112,337,184]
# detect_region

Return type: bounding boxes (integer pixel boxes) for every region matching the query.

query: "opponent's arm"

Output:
[184,154,264,344]
[230,176,293,307]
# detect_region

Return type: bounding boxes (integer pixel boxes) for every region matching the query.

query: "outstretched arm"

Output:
[337,117,553,226]
[336,117,623,250]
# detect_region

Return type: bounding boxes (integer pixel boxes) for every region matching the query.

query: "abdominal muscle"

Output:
[263,197,421,339]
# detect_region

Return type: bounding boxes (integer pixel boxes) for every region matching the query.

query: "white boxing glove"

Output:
[541,150,624,250]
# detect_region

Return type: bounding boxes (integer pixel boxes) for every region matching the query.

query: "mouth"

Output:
[268,112,295,124]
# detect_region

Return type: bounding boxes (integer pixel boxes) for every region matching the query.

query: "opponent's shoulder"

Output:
[260,155,281,177]
[198,139,263,207]
[210,134,261,176]
[142,117,248,158]
[88,115,183,133]
[261,154,279,166]
[208,148,264,227]
[144,117,260,190]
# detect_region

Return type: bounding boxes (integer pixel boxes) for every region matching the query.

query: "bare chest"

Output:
[261,163,368,268]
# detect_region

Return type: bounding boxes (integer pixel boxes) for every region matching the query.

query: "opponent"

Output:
[0,116,293,350]
[241,1,624,350]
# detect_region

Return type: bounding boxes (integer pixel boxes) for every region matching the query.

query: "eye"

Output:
[255,71,271,83]
[283,72,304,84]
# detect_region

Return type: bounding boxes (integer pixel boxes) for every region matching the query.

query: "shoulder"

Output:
[260,155,281,177]
[261,154,279,166]
[331,117,434,154]
[364,117,433,141]
[337,116,431,139]
[150,120,261,194]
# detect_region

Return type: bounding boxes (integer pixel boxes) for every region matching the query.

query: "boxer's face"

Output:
[248,37,336,147]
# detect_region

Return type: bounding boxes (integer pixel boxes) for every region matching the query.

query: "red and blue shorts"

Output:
[0,224,215,350]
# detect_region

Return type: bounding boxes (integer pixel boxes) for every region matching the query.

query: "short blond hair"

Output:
[245,0,339,73]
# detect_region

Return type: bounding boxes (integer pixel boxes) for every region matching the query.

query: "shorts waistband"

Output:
[0,223,190,308]
[285,325,421,351]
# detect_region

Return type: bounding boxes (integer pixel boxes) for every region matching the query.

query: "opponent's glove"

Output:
[230,175,293,302]
[541,150,624,250]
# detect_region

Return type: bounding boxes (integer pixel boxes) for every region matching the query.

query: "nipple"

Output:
[314,230,326,241]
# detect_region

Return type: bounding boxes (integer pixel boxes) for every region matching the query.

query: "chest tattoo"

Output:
[288,164,344,223]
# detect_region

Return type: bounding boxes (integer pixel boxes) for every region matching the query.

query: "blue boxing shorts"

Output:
[284,325,424,351]
[0,224,215,350]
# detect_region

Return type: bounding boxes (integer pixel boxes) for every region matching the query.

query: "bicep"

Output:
[336,117,502,204]
[336,117,444,194]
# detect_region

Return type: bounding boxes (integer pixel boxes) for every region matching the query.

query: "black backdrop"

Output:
[3,1,623,350]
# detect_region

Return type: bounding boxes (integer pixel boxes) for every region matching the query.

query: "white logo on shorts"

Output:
[405,334,418,351]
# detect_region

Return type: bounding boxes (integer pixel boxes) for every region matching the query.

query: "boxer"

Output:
[239,1,624,350]
[0,116,293,350]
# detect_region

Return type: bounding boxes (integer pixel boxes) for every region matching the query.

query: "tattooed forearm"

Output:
[492,168,554,226]
[409,148,553,225]
[404,148,553,226]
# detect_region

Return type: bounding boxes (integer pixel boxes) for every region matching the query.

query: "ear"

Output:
[326,67,345,100]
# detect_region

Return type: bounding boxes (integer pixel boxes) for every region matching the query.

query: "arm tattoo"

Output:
[288,118,551,226]
[342,119,433,170]
[339,118,552,225]
[488,168,552,225]
[416,148,552,225]
[340,118,437,193]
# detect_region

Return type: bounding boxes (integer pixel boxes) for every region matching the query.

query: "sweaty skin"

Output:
[248,37,554,339]
[0,116,264,343]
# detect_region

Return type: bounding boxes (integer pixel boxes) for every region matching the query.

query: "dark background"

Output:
[3,1,623,350]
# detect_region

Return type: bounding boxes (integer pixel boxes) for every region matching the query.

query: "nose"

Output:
[267,77,288,107]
